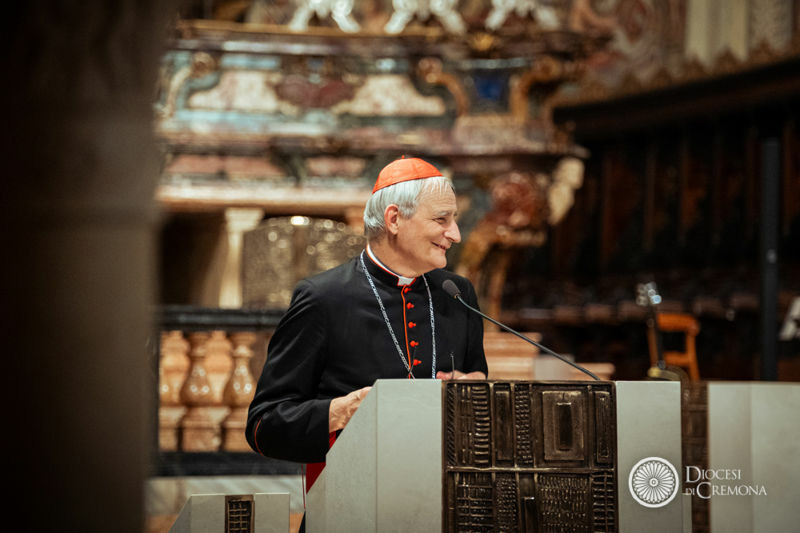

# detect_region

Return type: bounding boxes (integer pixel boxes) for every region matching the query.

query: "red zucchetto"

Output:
[372,157,443,193]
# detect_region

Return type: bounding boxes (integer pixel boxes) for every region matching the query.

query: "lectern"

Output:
[306,379,683,532]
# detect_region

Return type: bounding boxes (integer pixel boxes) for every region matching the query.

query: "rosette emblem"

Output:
[628,457,680,508]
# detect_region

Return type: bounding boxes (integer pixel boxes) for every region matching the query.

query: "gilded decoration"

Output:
[242,217,366,308]
[451,154,585,320]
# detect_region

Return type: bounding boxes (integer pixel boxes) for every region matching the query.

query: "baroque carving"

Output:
[510,55,581,124]
[415,57,470,116]
[457,159,584,320]
[288,0,360,33]
[553,3,800,109]
[548,156,584,225]
[384,0,466,35]
[158,52,221,119]
[330,74,447,116]
[485,0,561,32]
[275,74,358,108]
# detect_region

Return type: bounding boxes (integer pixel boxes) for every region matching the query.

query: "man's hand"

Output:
[436,370,487,380]
[329,386,372,433]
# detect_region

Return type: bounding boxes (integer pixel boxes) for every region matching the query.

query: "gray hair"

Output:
[363,176,454,241]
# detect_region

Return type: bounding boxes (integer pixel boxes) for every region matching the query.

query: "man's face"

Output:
[395,185,461,275]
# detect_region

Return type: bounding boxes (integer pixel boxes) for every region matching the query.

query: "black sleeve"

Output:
[462,279,489,376]
[245,280,332,463]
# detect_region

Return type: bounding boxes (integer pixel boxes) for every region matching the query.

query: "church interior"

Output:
[3,1,799,532]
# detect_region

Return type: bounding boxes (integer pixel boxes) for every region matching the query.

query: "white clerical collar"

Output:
[365,244,416,286]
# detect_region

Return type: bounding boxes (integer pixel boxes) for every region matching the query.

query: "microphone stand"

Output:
[453,294,600,381]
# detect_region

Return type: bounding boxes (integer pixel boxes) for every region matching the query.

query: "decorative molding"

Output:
[415,57,470,116]
[156,182,371,215]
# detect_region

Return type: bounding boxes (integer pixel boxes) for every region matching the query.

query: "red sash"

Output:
[305,432,338,491]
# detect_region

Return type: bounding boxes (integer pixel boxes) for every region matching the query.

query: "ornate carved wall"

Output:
[154,2,611,314]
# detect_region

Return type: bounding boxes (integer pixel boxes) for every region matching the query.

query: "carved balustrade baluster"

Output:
[158,330,190,451]
[204,330,234,440]
[179,332,219,451]
[222,331,258,451]
[204,330,234,401]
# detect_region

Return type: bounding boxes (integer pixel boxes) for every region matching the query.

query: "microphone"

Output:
[442,279,600,381]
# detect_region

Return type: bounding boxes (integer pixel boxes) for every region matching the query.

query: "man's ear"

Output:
[384,204,401,236]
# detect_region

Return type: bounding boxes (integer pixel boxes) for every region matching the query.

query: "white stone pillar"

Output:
[220,208,264,308]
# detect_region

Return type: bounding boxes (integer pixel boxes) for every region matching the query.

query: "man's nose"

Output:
[445,221,461,243]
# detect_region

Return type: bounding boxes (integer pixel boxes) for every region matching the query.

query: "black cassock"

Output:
[246,250,488,464]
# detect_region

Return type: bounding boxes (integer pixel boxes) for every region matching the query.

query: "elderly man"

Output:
[246,157,488,492]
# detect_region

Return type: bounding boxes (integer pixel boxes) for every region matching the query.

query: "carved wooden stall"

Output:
[542,47,800,381]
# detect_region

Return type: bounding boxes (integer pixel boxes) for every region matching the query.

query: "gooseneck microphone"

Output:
[442,279,600,381]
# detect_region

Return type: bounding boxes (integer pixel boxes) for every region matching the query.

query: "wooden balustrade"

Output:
[158,330,190,451]
[158,330,265,452]
[180,331,218,451]
[222,332,258,450]
[155,306,283,453]
[155,307,615,456]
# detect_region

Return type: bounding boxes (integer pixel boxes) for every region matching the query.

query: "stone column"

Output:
[1,3,175,531]
[219,208,265,307]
